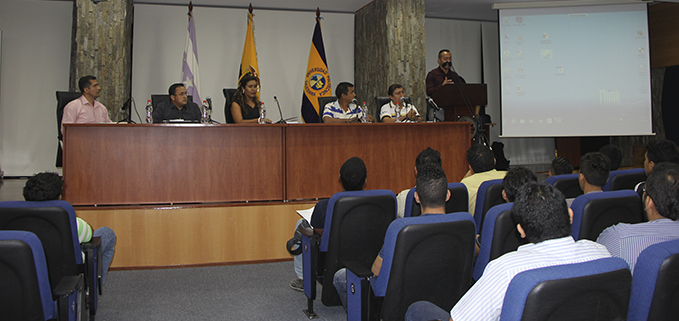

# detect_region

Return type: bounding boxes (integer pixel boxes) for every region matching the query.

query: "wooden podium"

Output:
[431,83,487,121]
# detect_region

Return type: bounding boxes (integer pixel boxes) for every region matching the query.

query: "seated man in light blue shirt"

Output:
[597,162,679,273]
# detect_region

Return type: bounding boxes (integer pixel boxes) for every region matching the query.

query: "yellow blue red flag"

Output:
[301,11,331,123]
[239,9,260,99]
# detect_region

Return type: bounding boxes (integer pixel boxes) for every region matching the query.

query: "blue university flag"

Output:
[301,9,331,123]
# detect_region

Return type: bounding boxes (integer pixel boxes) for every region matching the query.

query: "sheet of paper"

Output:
[296,206,315,227]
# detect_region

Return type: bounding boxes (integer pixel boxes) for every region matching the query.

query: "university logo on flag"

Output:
[301,12,331,123]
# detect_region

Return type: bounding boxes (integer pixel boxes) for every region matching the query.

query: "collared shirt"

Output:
[425,67,466,97]
[461,169,507,215]
[322,100,362,120]
[450,236,611,321]
[597,218,679,273]
[152,100,202,123]
[61,95,113,134]
[379,101,420,122]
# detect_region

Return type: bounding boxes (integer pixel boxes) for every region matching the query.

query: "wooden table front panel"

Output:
[63,124,284,205]
[285,122,471,200]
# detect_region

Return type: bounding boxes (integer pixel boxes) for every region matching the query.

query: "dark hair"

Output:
[511,182,571,243]
[78,75,97,93]
[580,152,610,187]
[336,82,354,100]
[438,49,451,58]
[416,163,448,210]
[340,157,367,191]
[503,166,538,202]
[232,75,261,114]
[645,162,679,220]
[550,157,574,176]
[599,144,622,170]
[168,83,185,97]
[23,172,63,201]
[467,144,495,173]
[388,84,403,96]
[646,139,679,165]
[415,147,442,173]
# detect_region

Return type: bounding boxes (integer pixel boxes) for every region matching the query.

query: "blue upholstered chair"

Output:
[474,179,505,235]
[628,239,679,321]
[0,200,101,318]
[546,173,583,198]
[316,96,337,123]
[473,203,528,281]
[500,257,632,321]
[345,212,476,321]
[301,190,396,318]
[603,168,647,191]
[403,183,468,217]
[0,230,85,320]
[570,190,644,241]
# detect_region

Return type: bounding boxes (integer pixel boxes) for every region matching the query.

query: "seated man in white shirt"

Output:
[597,162,679,273]
[566,152,610,207]
[405,182,611,321]
[380,84,421,123]
[61,75,113,135]
[322,82,373,123]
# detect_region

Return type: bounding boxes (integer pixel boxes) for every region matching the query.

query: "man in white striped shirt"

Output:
[406,182,611,321]
[597,162,679,273]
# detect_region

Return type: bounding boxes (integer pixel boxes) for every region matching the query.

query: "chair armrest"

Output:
[299,226,315,237]
[53,275,82,297]
[54,275,85,321]
[344,261,373,279]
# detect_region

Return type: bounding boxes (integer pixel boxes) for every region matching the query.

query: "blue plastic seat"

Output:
[474,179,504,235]
[546,173,583,198]
[603,168,647,191]
[570,190,644,241]
[403,182,468,217]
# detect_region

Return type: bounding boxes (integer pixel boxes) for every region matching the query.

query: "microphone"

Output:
[351,99,359,106]
[400,97,409,107]
[205,96,212,110]
[273,96,286,124]
[427,97,440,111]
[118,97,131,113]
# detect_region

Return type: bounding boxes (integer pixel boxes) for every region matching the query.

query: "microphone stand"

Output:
[205,97,220,124]
[117,97,137,124]
[427,97,443,123]
[449,62,488,146]
[274,96,286,124]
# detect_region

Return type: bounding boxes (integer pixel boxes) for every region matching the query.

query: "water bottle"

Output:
[394,102,402,123]
[258,102,266,124]
[201,100,209,123]
[145,99,153,123]
[361,102,369,123]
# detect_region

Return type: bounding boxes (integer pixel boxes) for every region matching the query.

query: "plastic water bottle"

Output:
[394,102,402,123]
[361,102,369,123]
[201,100,209,123]
[145,100,153,123]
[258,102,267,124]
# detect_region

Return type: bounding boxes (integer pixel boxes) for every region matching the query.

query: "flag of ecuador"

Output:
[301,12,331,123]
[239,10,260,99]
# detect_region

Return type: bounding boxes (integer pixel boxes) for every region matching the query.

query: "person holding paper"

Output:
[152,83,202,123]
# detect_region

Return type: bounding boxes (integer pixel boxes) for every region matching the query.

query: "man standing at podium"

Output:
[426,50,466,121]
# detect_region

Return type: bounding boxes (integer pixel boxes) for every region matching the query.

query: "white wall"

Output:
[0,0,72,176]
[132,4,354,123]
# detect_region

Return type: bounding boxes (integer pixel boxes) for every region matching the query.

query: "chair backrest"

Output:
[373,212,476,321]
[374,96,390,122]
[474,179,505,234]
[151,94,193,110]
[0,231,57,321]
[604,168,647,191]
[317,96,337,123]
[0,200,82,292]
[570,190,644,241]
[404,183,468,218]
[320,190,396,306]
[500,257,632,321]
[628,239,679,321]
[474,203,528,281]
[223,88,237,123]
[545,173,583,199]
[56,91,82,167]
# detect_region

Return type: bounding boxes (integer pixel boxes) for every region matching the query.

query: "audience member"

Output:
[152,83,202,123]
[395,147,442,218]
[61,75,113,134]
[566,152,610,207]
[289,157,367,291]
[322,82,373,123]
[380,84,421,123]
[548,156,573,177]
[598,162,679,273]
[334,163,450,309]
[502,166,538,203]
[635,139,679,197]
[599,144,622,171]
[461,144,506,214]
[405,182,611,321]
[23,172,117,284]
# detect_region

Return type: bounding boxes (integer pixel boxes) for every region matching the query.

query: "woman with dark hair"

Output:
[230,75,271,123]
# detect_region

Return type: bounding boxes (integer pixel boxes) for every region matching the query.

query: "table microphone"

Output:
[427,97,441,111]
[273,96,286,124]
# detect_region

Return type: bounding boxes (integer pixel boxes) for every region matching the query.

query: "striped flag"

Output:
[239,8,260,99]
[301,10,331,123]
[182,2,202,105]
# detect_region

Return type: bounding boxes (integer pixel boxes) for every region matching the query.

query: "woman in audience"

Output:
[230,75,271,123]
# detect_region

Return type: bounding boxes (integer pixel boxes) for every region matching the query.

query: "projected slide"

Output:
[499,4,652,137]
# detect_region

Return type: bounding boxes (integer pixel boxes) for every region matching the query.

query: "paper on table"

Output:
[296,206,315,227]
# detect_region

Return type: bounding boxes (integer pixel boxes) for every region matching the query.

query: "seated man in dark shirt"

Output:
[152,83,202,123]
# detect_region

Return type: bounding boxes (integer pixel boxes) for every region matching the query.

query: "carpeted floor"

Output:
[95,261,347,320]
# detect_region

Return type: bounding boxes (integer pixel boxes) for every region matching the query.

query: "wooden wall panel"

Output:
[649,3,679,69]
